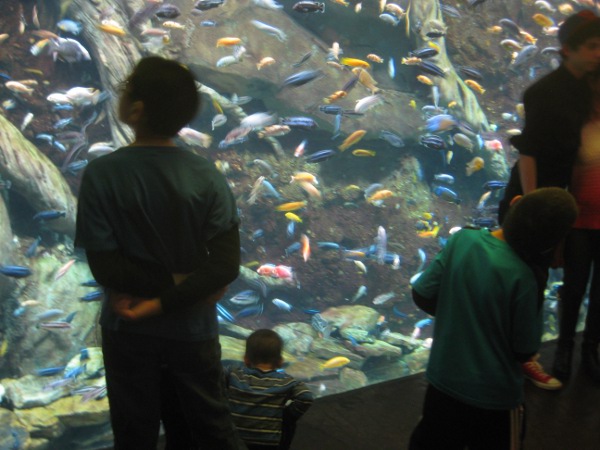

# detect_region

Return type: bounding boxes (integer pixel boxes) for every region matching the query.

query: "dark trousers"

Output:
[559,229,600,345]
[409,385,525,450]
[101,328,243,450]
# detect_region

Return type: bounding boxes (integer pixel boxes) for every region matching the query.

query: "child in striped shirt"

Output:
[223,329,314,450]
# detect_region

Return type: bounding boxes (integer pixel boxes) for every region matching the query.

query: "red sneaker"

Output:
[522,354,563,390]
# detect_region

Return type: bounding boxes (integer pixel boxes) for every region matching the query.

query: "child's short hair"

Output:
[245,329,283,366]
[125,56,199,137]
[503,187,578,261]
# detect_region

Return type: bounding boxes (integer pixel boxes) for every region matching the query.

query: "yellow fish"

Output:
[466,157,485,176]
[448,100,457,108]
[343,184,361,191]
[0,338,8,357]
[275,201,307,212]
[322,356,351,370]
[428,41,441,52]
[244,261,261,268]
[422,212,434,220]
[409,99,417,109]
[340,57,371,69]
[212,98,223,114]
[417,75,434,86]
[418,225,440,238]
[352,149,376,157]
[465,79,485,94]
[97,22,127,37]
[339,129,367,151]
[23,68,44,76]
[532,13,554,28]
[285,212,303,223]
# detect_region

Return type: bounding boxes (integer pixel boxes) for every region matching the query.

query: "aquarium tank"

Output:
[0,0,589,447]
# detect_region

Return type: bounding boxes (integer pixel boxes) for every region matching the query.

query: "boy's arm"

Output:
[285,381,314,419]
[518,155,537,194]
[85,249,174,297]
[412,290,437,316]
[111,225,240,320]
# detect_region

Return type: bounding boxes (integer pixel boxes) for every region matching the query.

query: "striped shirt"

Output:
[223,361,314,446]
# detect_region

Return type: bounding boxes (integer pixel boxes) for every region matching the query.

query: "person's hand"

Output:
[109,292,163,321]
[206,286,228,304]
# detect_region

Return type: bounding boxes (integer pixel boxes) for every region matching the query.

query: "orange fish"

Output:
[339,129,367,151]
[275,201,307,212]
[418,225,440,238]
[290,172,318,184]
[465,79,485,94]
[216,37,242,47]
[466,157,485,176]
[301,234,311,262]
[367,189,393,203]
[324,90,347,104]
[299,181,322,199]
[417,75,434,86]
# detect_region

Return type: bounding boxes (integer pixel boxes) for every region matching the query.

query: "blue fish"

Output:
[287,221,295,238]
[286,242,301,256]
[332,113,342,140]
[410,47,438,59]
[236,304,264,318]
[420,135,446,150]
[200,20,218,26]
[418,60,447,78]
[36,366,66,377]
[80,348,90,361]
[473,217,497,228]
[251,229,265,240]
[261,179,282,199]
[433,186,461,205]
[280,116,318,129]
[306,149,336,163]
[80,279,99,287]
[25,236,42,258]
[379,130,405,148]
[482,180,508,191]
[216,303,235,323]
[80,290,103,302]
[64,364,86,379]
[282,69,324,88]
[426,114,457,133]
[415,318,433,329]
[303,309,320,315]
[317,242,342,250]
[392,305,408,318]
[0,265,32,278]
[319,105,343,115]
[33,210,66,222]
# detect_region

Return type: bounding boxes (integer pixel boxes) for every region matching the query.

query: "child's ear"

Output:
[509,194,523,207]
[244,356,251,367]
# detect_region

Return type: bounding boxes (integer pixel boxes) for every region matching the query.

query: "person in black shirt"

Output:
[497,10,600,391]
[75,57,243,449]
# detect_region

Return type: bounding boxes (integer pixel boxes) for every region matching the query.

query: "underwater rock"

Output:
[339,327,375,344]
[2,375,67,409]
[273,322,316,356]
[353,340,403,358]
[220,335,248,361]
[320,305,380,331]
[284,357,328,382]
[14,404,65,440]
[0,408,30,450]
[219,322,254,340]
[44,394,109,428]
[380,331,422,353]
[339,367,368,390]
[0,115,78,237]
[64,347,104,379]
[401,347,431,374]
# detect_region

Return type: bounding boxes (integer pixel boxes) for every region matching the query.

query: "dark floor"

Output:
[290,337,600,450]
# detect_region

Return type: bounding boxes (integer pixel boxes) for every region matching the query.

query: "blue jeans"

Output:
[101,328,243,449]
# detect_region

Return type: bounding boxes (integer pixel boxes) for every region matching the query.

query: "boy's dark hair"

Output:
[503,188,578,262]
[559,10,600,50]
[126,56,199,137]
[245,329,283,366]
